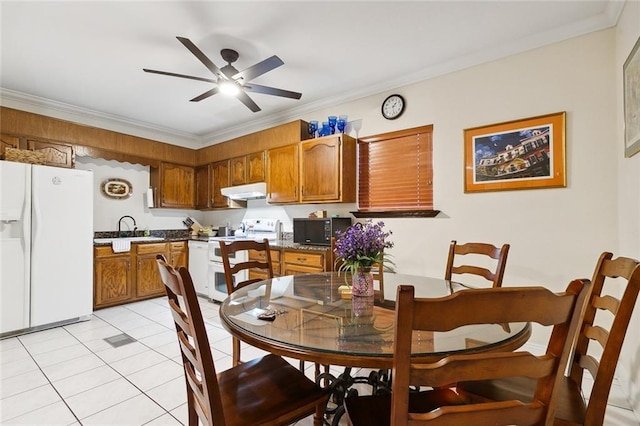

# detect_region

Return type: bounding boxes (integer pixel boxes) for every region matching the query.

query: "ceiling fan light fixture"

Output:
[219,79,240,96]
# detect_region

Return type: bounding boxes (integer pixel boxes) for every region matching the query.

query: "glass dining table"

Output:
[219,272,531,370]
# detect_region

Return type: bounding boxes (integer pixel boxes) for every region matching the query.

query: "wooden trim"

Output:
[359,124,434,143]
[351,210,440,218]
[1,107,194,165]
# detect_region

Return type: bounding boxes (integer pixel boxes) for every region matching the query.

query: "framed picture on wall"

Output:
[624,36,640,158]
[464,112,566,193]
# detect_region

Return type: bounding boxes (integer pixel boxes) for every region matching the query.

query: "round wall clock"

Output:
[381,94,405,120]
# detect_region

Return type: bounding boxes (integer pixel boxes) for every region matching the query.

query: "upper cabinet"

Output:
[27,139,75,168]
[230,155,247,186]
[300,134,356,203]
[246,151,266,183]
[150,162,195,209]
[267,144,299,204]
[267,134,356,205]
[211,159,231,208]
[195,164,212,209]
[230,151,265,186]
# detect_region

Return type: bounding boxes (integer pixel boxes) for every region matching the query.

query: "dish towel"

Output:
[112,239,131,253]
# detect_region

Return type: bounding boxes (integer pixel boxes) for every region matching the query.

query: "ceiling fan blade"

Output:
[176,36,225,80]
[143,68,216,83]
[236,91,261,112]
[243,83,302,100]
[232,55,284,82]
[190,87,219,102]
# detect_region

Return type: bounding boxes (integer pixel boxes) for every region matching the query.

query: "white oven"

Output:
[208,239,249,303]
[207,218,280,303]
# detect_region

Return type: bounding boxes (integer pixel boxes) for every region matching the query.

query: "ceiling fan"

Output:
[143,36,301,113]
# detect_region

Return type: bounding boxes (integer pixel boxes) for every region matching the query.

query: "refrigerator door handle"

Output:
[31,186,40,251]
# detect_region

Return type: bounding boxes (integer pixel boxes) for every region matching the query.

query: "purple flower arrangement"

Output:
[334,220,394,277]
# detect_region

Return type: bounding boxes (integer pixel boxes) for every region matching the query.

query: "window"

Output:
[356,125,436,217]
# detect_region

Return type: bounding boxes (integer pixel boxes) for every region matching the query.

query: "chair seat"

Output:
[219,354,328,426]
[457,375,587,425]
[345,388,464,426]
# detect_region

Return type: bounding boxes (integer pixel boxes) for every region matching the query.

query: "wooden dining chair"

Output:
[456,252,640,426]
[218,238,274,366]
[344,280,591,426]
[444,240,510,288]
[155,254,328,426]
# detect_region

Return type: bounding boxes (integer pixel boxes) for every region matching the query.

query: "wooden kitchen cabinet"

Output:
[0,133,20,158]
[267,144,299,204]
[195,164,213,209]
[230,151,265,186]
[248,248,281,280]
[282,249,329,275]
[94,240,189,309]
[246,151,265,183]
[27,138,75,168]
[150,162,195,209]
[135,243,167,298]
[230,155,247,186]
[169,241,188,269]
[94,246,134,309]
[211,160,230,208]
[299,134,356,203]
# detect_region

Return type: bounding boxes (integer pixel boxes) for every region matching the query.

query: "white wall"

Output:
[616,0,640,414]
[75,157,202,232]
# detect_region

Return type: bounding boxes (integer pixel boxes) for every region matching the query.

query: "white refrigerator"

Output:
[0,161,93,335]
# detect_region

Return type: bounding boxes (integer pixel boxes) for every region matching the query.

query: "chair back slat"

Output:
[391,279,590,426]
[445,240,510,288]
[409,401,545,426]
[411,352,556,387]
[583,324,608,348]
[411,284,581,331]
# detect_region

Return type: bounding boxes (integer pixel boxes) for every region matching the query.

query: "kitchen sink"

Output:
[93,236,165,244]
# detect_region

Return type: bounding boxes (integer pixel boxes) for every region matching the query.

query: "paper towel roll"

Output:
[146,188,154,208]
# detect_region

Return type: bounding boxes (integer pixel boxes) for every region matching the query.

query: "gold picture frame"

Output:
[624,36,640,158]
[464,112,566,193]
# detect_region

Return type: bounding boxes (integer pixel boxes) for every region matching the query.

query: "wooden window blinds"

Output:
[358,125,433,212]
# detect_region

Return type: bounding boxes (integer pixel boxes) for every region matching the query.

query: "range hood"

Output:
[221,182,267,200]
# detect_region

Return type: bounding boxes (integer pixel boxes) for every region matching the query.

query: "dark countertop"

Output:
[188,236,329,251]
[95,233,329,252]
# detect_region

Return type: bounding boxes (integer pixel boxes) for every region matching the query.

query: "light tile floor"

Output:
[1,296,638,425]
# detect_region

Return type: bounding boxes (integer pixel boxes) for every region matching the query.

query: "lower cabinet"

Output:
[94,241,188,309]
[282,249,329,275]
[248,249,281,281]
[247,247,330,280]
[94,247,134,308]
[135,243,167,298]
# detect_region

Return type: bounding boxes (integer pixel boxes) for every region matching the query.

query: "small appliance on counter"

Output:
[293,217,351,246]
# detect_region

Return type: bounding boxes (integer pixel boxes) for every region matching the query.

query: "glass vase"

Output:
[352,267,374,297]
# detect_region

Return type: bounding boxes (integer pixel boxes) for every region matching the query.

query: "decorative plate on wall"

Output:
[101,178,133,199]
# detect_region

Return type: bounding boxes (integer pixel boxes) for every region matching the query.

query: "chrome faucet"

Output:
[118,215,137,237]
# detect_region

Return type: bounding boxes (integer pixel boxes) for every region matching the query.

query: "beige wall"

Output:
[616,0,640,414]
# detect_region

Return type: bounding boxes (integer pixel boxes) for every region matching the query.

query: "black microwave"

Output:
[293,217,352,246]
